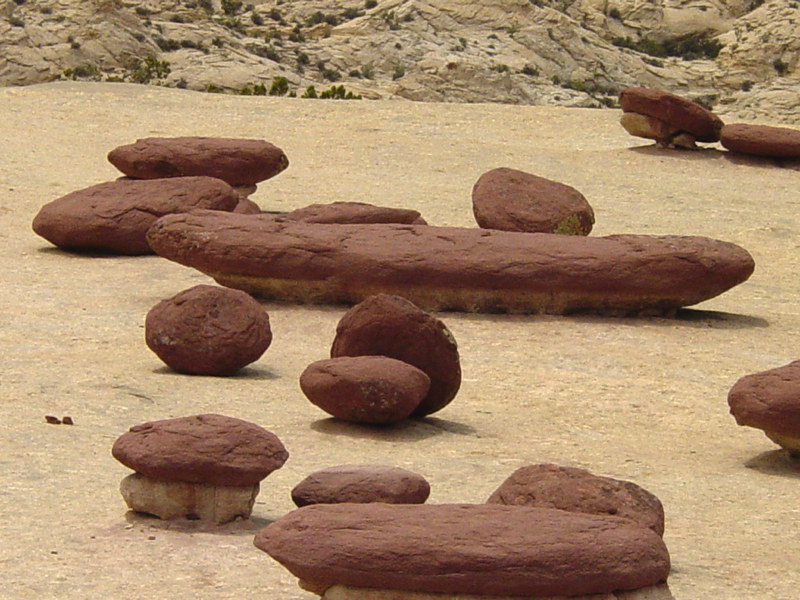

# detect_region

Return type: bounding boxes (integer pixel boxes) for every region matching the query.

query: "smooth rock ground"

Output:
[3,82,800,600]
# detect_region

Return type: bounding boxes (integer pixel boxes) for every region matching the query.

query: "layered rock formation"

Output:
[1,0,799,121]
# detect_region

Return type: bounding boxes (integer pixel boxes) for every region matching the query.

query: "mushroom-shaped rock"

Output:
[282,201,426,225]
[112,414,288,522]
[254,503,672,599]
[32,176,239,255]
[472,167,594,235]
[619,87,724,146]
[728,360,800,456]
[291,465,431,507]
[145,211,755,316]
[107,137,289,186]
[330,295,461,417]
[145,284,272,376]
[486,463,665,536]
[300,356,431,424]
[720,123,800,158]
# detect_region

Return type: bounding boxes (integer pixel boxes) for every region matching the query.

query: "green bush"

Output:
[221,0,242,15]
[392,64,405,80]
[268,76,289,96]
[129,55,171,84]
[773,58,789,75]
[521,64,539,76]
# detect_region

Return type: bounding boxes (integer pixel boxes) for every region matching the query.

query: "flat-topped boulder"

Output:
[32,176,239,254]
[107,137,289,186]
[281,201,426,225]
[486,463,665,536]
[330,295,461,417]
[145,284,272,376]
[291,465,431,506]
[146,210,755,317]
[472,167,594,235]
[728,360,800,456]
[112,413,288,522]
[721,123,800,158]
[254,503,671,598]
[300,356,431,424]
[619,87,724,146]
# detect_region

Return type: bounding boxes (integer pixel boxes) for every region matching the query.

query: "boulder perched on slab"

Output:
[282,201,426,225]
[291,465,431,507]
[107,137,289,186]
[32,176,239,254]
[472,167,594,235]
[720,123,800,158]
[619,87,724,147]
[728,360,800,456]
[254,503,672,598]
[330,295,461,417]
[112,413,288,522]
[300,356,431,424]
[486,463,665,536]
[145,284,272,376]
[146,210,755,317]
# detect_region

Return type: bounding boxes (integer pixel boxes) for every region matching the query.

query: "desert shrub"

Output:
[297,52,310,65]
[155,37,181,51]
[361,63,375,79]
[63,64,102,80]
[8,16,24,26]
[251,11,263,26]
[342,7,363,20]
[773,58,789,75]
[205,83,224,93]
[319,84,361,99]
[129,55,171,84]
[608,7,621,19]
[741,80,753,92]
[322,67,341,81]
[221,0,242,15]
[392,64,405,80]
[365,0,377,8]
[212,36,224,47]
[521,64,539,76]
[269,76,289,95]
[301,85,318,98]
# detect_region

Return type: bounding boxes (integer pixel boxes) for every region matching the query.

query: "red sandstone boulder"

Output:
[486,463,665,536]
[721,123,800,158]
[254,503,671,597]
[32,176,239,254]
[330,295,461,417]
[728,360,800,456]
[233,197,263,214]
[282,201,426,225]
[145,284,272,376]
[619,87,724,144]
[107,137,289,186]
[299,356,431,424]
[145,211,755,316]
[291,465,431,506]
[472,167,594,235]
[112,413,289,486]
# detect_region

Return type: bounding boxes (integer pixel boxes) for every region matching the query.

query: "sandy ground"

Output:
[2,82,800,600]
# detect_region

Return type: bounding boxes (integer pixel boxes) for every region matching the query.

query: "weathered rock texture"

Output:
[107,137,289,186]
[486,463,665,536]
[330,295,461,418]
[253,503,671,597]
[720,123,800,157]
[145,284,272,376]
[2,0,798,122]
[145,210,756,317]
[619,87,725,144]
[112,413,289,486]
[282,202,426,225]
[31,176,239,254]
[471,167,594,235]
[291,465,431,507]
[300,356,431,424]
[728,360,800,456]
[119,473,259,523]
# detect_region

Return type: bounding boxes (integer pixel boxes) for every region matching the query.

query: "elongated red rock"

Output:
[721,123,800,158]
[32,176,239,254]
[253,503,671,597]
[108,137,289,186]
[146,210,755,316]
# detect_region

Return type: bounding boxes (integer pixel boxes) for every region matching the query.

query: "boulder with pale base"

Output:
[728,360,800,457]
[486,463,665,536]
[619,87,724,149]
[254,503,673,599]
[145,210,755,317]
[112,414,288,523]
